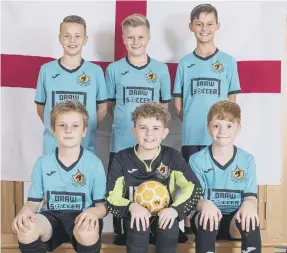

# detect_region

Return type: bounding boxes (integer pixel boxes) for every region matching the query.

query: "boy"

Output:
[12,100,107,253]
[190,101,261,253]
[35,15,107,155]
[173,3,241,232]
[105,14,171,244]
[106,103,203,253]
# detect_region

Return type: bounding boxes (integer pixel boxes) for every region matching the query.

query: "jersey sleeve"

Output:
[92,160,107,205]
[159,64,171,103]
[173,62,184,98]
[243,156,258,198]
[169,151,203,221]
[35,66,47,105]
[105,64,116,101]
[227,57,241,95]
[96,66,107,104]
[189,155,207,194]
[105,154,132,218]
[27,158,44,202]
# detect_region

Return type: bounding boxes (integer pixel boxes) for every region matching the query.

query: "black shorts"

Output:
[40,210,103,252]
[190,211,240,241]
[108,152,116,174]
[181,145,206,163]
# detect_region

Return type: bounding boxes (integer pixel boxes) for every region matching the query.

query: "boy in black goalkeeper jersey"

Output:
[106,103,202,253]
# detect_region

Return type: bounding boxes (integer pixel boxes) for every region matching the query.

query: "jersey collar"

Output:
[125,55,151,70]
[58,58,85,73]
[193,48,219,61]
[55,146,84,172]
[208,145,237,170]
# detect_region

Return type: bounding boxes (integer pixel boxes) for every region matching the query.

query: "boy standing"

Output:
[190,101,261,253]
[173,4,241,232]
[105,14,171,243]
[35,15,107,155]
[12,100,107,253]
[106,103,203,253]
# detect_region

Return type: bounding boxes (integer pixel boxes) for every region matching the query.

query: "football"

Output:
[134,180,170,214]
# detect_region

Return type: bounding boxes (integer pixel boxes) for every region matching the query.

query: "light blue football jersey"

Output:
[106,56,171,153]
[189,146,257,214]
[173,49,241,146]
[35,59,107,155]
[28,146,106,211]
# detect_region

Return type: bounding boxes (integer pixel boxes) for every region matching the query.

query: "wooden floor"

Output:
[2,233,287,253]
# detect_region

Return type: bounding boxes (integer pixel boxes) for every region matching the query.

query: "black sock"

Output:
[77,240,101,253]
[18,237,46,253]
[196,221,218,253]
[236,220,261,253]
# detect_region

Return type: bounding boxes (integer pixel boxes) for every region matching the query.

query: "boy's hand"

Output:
[158,207,178,229]
[75,211,99,231]
[12,208,35,234]
[236,201,259,232]
[129,202,151,232]
[200,200,222,231]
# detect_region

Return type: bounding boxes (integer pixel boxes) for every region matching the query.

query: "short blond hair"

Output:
[60,15,87,34]
[208,101,241,124]
[122,14,150,31]
[50,100,89,130]
[132,103,171,128]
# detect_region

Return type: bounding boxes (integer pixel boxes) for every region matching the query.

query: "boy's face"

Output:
[207,117,241,147]
[122,25,150,57]
[132,117,169,151]
[59,22,88,57]
[52,111,87,149]
[189,12,220,44]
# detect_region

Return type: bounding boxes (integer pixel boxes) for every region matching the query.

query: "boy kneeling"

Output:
[106,103,203,253]
[12,100,107,253]
[190,101,261,253]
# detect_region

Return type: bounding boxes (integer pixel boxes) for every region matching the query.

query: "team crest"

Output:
[232,167,245,180]
[156,162,170,179]
[72,170,86,186]
[77,73,91,86]
[145,71,158,83]
[211,61,224,73]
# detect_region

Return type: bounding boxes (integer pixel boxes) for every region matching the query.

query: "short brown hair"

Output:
[60,15,86,34]
[208,101,241,124]
[132,103,170,128]
[190,4,218,23]
[50,100,89,130]
[122,14,150,31]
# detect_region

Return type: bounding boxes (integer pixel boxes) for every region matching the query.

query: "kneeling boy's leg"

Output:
[230,216,261,253]
[73,219,103,253]
[156,218,179,253]
[125,217,150,253]
[194,213,218,253]
[18,213,53,253]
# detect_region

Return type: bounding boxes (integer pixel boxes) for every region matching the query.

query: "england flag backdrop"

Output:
[1,1,286,187]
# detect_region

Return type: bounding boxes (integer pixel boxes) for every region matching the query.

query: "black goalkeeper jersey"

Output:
[106,145,203,221]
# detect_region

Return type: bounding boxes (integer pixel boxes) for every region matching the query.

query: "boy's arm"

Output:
[105,154,132,218]
[36,104,44,123]
[173,62,184,121]
[95,66,108,126]
[34,66,46,123]
[227,56,241,101]
[169,152,203,220]
[159,64,171,109]
[89,160,107,218]
[105,65,116,118]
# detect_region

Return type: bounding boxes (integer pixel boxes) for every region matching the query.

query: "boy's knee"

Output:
[17,222,39,244]
[73,227,100,245]
[235,219,260,235]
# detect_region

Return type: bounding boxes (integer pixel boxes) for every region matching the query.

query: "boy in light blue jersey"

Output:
[173,4,241,233]
[190,101,261,253]
[35,15,107,155]
[105,14,171,245]
[12,100,107,253]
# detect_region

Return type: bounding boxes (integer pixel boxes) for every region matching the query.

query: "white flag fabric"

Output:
[1,1,286,186]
